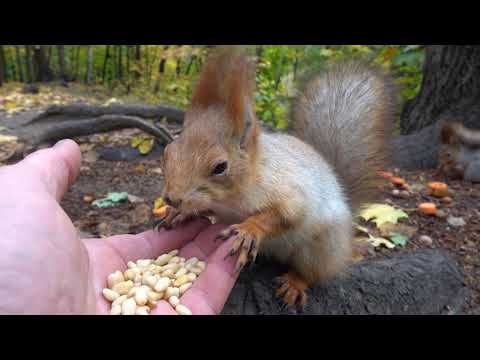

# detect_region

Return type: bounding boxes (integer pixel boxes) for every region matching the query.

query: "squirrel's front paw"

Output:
[153,206,192,231]
[216,223,261,273]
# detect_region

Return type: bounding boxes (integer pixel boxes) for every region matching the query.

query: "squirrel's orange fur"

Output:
[159,48,398,309]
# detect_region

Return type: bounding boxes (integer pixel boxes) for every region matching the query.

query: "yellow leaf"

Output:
[131,136,143,148]
[366,234,396,249]
[138,139,154,155]
[0,134,18,143]
[4,100,18,110]
[359,204,408,228]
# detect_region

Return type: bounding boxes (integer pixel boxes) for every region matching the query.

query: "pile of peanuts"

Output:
[102,249,205,315]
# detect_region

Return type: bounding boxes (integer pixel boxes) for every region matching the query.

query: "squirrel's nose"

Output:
[164,195,182,208]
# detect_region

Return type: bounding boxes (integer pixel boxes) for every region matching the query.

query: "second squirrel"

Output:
[156,48,398,309]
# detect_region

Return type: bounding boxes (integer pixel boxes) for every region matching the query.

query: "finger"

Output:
[149,301,178,315]
[97,218,211,265]
[178,223,229,261]
[7,139,81,201]
[179,236,240,315]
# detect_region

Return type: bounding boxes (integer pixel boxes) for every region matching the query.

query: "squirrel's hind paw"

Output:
[275,272,308,311]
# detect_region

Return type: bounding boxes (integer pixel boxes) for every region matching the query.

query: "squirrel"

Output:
[157,47,398,309]
[438,121,480,183]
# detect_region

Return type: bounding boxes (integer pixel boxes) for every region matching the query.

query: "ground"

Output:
[1,83,479,314]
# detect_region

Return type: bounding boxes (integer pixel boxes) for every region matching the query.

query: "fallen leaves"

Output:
[359,204,409,227]
[92,192,129,208]
[131,136,155,155]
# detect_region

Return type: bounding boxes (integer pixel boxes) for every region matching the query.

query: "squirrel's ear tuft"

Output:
[189,47,257,147]
[224,54,257,146]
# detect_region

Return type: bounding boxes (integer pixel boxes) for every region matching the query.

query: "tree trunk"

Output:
[158,45,169,74]
[14,46,24,82]
[25,45,34,83]
[33,45,54,82]
[134,45,141,80]
[0,45,5,87]
[102,45,111,85]
[85,45,93,84]
[73,46,81,81]
[57,45,67,81]
[400,45,480,135]
[117,45,123,81]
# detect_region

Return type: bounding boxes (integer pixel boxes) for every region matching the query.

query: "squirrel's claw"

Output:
[218,224,261,271]
[275,272,308,311]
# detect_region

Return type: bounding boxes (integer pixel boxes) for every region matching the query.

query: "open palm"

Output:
[0,140,239,315]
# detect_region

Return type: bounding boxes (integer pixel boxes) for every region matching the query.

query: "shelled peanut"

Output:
[102,249,206,315]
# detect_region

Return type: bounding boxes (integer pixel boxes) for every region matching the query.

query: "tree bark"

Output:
[117,45,123,81]
[102,45,111,85]
[222,249,467,315]
[0,45,5,86]
[400,45,480,135]
[134,45,141,80]
[57,45,67,81]
[33,45,54,82]
[25,45,34,83]
[74,46,81,81]
[14,46,24,82]
[85,45,93,84]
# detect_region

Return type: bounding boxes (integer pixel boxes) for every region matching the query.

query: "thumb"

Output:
[13,139,82,201]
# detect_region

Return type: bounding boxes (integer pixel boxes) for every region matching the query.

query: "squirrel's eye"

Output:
[212,161,228,176]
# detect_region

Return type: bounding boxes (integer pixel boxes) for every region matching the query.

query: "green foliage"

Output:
[0,45,425,129]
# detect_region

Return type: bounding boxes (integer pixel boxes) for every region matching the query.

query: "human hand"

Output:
[0,140,239,315]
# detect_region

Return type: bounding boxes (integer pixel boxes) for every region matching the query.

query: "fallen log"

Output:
[222,249,468,315]
[27,114,174,145]
[26,103,185,125]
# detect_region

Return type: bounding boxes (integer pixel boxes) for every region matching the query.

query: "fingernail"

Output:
[54,139,70,148]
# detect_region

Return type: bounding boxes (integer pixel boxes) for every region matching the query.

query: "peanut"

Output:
[148,290,164,302]
[189,266,203,275]
[169,296,180,308]
[144,275,159,289]
[136,306,150,315]
[185,257,199,267]
[154,277,171,293]
[112,295,128,307]
[110,305,122,315]
[197,261,206,271]
[179,282,192,295]
[168,249,179,257]
[135,287,149,306]
[102,288,120,302]
[124,269,137,281]
[174,268,188,279]
[186,273,197,282]
[174,274,190,287]
[165,286,180,299]
[127,261,137,269]
[169,256,181,264]
[161,263,181,272]
[161,269,175,279]
[155,254,172,266]
[122,298,137,315]
[107,271,125,288]
[112,280,134,295]
[175,304,192,315]
[137,259,152,267]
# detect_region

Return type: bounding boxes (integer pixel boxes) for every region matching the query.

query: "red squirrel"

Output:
[156,48,397,309]
[438,121,480,183]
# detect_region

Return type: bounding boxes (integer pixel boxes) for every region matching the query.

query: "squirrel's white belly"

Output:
[236,132,352,263]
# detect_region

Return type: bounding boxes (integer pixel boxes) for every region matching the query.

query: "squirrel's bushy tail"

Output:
[291,61,398,213]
